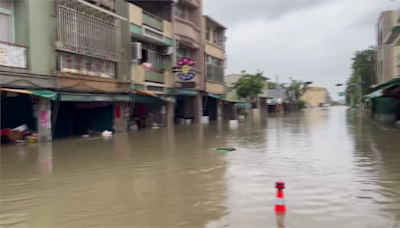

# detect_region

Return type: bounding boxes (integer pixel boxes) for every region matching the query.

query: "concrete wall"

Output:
[301,87,327,107]
[377,11,400,84]
[26,0,56,76]
[116,0,132,83]
[206,81,225,94]
[129,4,143,26]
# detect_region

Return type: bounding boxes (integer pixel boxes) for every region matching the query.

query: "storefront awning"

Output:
[59,92,131,102]
[0,88,58,100]
[177,89,198,96]
[208,93,226,100]
[135,89,158,97]
[365,78,400,99]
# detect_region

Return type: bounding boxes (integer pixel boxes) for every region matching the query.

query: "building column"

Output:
[193,94,203,123]
[166,101,175,127]
[216,99,223,121]
[113,102,127,132]
[37,97,52,142]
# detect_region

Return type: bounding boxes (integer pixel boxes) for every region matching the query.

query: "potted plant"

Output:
[238,110,248,119]
[160,67,167,73]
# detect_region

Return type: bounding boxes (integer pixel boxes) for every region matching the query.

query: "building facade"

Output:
[377,10,400,85]
[301,87,330,108]
[1,0,133,141]
[203,15,227,122]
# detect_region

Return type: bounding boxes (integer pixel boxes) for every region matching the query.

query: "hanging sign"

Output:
[177,58,196,81]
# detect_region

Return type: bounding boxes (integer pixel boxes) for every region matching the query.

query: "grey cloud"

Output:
[204,0,331,26]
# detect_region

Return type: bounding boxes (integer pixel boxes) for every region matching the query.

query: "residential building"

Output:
[366,9,400,122]
[301,87,330,107]
[377,10,400,85]
[127,0,176,127]
[173,0,205,123]
[1,0,133,141]
[203,15,227,121]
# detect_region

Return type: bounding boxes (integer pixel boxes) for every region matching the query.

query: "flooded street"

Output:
[1,107,400,227]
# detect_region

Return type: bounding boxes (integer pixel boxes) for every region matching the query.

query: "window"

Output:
[176,46,187,62]
[0,12,12,42]
[0,0,12,43]
[206,55,224,82]
[213,30,225,47]
[206,27,211,41]
[207,55,223,67]
[0,0,11,10]
[175,4,185,19]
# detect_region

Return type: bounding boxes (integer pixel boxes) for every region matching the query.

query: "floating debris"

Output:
[215,147,236,152]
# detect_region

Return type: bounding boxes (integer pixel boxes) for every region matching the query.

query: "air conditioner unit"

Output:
[162,47,173,55]
[131,42,142,62]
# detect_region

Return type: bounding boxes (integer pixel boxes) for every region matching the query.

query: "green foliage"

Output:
[345,46,376,105]
[267,81,277,89]
[281,79,309,101]
[297,100,307,110]
[233,70,266,108]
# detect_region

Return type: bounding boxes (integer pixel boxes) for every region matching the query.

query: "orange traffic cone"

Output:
[275,182,286,213]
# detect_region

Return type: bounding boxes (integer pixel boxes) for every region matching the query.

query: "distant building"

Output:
[301,87,331,107]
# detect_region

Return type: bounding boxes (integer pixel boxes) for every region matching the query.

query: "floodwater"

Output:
[1,107,400,227]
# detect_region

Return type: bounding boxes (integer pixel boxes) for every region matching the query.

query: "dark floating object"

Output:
[215,147,236,152]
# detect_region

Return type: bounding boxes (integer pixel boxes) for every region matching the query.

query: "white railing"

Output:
[0,41,28,68]
[56,0,120,61]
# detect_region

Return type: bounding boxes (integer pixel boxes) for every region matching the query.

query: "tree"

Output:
[267,81,277,89]
[280,79,310,102]
[345,46,377,105]
[233,70,266,108]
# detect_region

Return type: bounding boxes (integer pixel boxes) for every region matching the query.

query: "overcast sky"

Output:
[203,0,398,100]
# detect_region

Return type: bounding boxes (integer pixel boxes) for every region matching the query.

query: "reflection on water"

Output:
[1,107,400,227]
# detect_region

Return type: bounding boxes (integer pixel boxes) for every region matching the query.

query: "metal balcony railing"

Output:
[143,11,164,32]
[207,64,224,82]
[0,41,28,68]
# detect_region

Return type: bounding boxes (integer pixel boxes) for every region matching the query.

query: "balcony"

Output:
[207,64,224,83]
[175,17,202,49]
[145,70,165,83]
[143,11,164,32]
[0,41,28,68]
[184,0,200,8]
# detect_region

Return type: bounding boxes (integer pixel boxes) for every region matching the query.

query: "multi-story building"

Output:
[301,87,330,107]
[203,15,227,121]
[1,0,133,141]
[127,0,176,127]
[173,0,205,123]
[377,10,400,84]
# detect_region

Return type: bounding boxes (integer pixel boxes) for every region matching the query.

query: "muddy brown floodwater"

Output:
[1,107,400,227]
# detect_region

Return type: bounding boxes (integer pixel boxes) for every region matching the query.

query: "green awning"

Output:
[365,79,400,99]
[177,89,198,96]
[235,102,251,107]
[31,90,58,100]
[384,26,400,44]
[59,92,132,102]
[208,93,226,100]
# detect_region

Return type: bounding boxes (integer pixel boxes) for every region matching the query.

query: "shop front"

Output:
[1,88,57,144]
[52,93,131,138]
[175,89,199,124]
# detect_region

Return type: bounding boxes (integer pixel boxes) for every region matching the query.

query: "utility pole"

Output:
[358,74,362,108]
[276,74,279,113]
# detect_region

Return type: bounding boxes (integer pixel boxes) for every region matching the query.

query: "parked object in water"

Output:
[215,147,236,152]
[101,130,113,137]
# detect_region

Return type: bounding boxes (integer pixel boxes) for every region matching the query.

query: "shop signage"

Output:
[0,42,27,68]
[177,58,196,81]
[59,52,115,78]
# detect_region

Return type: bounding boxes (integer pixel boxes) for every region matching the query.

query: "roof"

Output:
[203,15,227,30]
